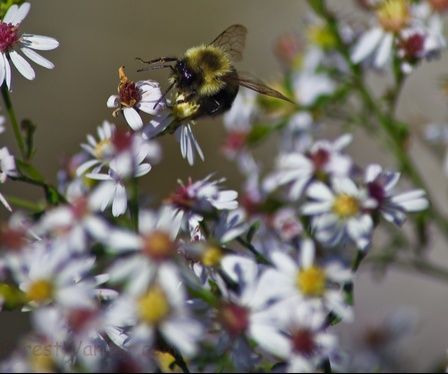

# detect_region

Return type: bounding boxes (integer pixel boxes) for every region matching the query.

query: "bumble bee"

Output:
[136,24,294,122]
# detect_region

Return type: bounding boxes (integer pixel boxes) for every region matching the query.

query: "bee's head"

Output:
[173,59,198,91]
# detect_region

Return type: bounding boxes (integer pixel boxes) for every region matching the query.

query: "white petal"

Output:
[300,239,315,268]
[332,177,358,196]
[0,56,6,88]
[3,5,19,24]
[333,133,353,150]
[21,35,59,51]
[374,32,393,68]
[112,183,127,216]
[307,181,333,201]
[249,324,291,359]
[123,107,143,131]
[351,27,384,63]
[6,3,30,25]
[301,200,333,215]
[162,316,202,358]
[20,47,54,69]
[365,164,382,182]
[0,192,12,211]
[9,50,35,80]
[107,95,119,108]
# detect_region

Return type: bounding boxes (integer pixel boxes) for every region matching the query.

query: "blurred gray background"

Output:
[1,1,448,372]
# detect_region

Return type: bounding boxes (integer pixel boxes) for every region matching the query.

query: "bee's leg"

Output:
[209,99,222,114]
[175,91,196,104]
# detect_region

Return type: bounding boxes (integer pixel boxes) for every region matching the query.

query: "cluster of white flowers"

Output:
[0,1,446,373]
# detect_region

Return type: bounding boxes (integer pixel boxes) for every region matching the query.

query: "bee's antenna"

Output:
[154,81,176,110]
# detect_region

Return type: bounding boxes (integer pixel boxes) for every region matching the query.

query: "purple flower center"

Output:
[0,22,18,52]
[367,181,386,205]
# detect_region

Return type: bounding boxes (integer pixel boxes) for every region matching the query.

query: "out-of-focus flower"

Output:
[87,131,156,216]
[351,0,411,68]
[263,134,353,200]
[165,174,238,229]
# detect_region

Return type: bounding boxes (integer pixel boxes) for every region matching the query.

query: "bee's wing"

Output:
[223,72,296,104]
[209,24,247,62]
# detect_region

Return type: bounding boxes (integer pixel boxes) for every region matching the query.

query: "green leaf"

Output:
[15,159,45,182]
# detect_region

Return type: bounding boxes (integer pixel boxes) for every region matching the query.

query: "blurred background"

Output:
[1,1,448,372]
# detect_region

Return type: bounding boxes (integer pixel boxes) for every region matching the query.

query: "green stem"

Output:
[1,84,26,160]
[236,236,272,266]
[3,195,43,212]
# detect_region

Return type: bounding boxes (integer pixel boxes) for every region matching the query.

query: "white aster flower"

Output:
[76,120,116,177]
[7,240,105,310]
[0,2,59,90]
[218,255,295,371]
[87,133,154,216]
[31,305,112,372]
[106,207,182,295]
[107,66,165,131]
[364,164,429,225]
[166,174,238,229]
[262,240,354,322]
[33,197,111,253]
[105,264,203,359]
[258,300,339,373]
[263,134,353,200]
[302,177,377,250]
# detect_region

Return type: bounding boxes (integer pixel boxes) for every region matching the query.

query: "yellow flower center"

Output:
[29,345,56,372]
[93,138,113,160]
[27,279,54,303]
[296,265,326,297]
[154,350,184,373]
[142,231,176,261]
[201,246,223,267]
[376,0,411,32]
[306,25,336,49]
[137,285,171,325]
[332,194,360,218]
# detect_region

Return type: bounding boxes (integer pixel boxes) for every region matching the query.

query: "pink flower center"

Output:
[0,22,18,52]
[218,303,249,337]
[292,328,317,357]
